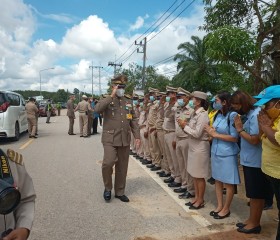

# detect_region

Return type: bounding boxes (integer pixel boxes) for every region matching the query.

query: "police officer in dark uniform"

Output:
[94,75,140,202]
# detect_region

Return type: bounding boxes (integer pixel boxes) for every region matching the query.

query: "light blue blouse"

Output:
[240,108,262,168]
[211,111,239,156]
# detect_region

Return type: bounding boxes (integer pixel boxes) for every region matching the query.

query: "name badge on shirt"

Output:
[126,113,132,120]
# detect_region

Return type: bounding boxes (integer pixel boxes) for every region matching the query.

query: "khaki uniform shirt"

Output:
[147,102,158,128]
[156,103,164,130]
[183,107,210,140]
[0,149,36,233]
[25,102,38,117]
[174,105,193,138]
[67,99,75,117]
[163,102,176,131]
[138,109,147,130]
[75,100,91,114]
[94,96,140,147]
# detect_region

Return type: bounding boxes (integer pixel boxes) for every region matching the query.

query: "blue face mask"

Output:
[213,102,223,110]
[139,102,143,107]
[177,99,184,106]
[188,100,194,109]
[133,100,138,105]
[149,96,155,102]
[166,96,171,102]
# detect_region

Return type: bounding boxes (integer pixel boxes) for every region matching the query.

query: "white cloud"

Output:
[129,15,147,31]
[0,0,205,94]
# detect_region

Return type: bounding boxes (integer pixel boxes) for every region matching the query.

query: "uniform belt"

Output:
[164,129,175,133]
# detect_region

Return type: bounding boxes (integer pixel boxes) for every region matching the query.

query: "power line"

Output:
[148,0,196,43]
[115,0,180,64]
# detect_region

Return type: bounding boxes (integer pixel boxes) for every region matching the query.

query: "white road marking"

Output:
[131,156,217,232]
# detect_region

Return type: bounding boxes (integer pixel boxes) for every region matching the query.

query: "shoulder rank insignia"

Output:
[7,149,24,165]
[124,94,132,99]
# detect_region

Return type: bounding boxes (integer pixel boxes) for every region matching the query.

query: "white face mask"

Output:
[116,89,125,97]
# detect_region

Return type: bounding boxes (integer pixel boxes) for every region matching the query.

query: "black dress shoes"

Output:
[157,170,165,175]
[209,210,220,217]
[146,164,155,168]
[178,192,195,199]
[237,225,261,234]
[164,176,174,183]
[68,133,76,135]
[214,211,230,219]
[168,182,181,188]
[142,160,152,165]
[159,172,171,178]
[103,190,111,201]
[189,202,205,210]
[236,222,247,228]
[174,187,187,193]
[151,166,161,171]
[115,195,130,202]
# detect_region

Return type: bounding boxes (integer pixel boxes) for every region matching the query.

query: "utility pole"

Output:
[93,66,103,96]
[135,37,147,90]
[108,61,122,76]
[89,61,94,97]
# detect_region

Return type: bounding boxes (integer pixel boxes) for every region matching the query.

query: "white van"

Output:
[0,91,28,140]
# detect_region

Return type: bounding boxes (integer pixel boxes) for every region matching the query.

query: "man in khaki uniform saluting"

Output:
[0,148,36,240]
[67,94,76,135]
[25,97,38,139]
[94,75,140,202]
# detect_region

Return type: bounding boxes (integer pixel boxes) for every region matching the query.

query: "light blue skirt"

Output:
[211,154,240,184]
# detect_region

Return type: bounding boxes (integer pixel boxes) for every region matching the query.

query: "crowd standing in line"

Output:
[128,83,280,239]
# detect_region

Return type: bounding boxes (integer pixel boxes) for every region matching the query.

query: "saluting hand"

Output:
[111,85,118,98]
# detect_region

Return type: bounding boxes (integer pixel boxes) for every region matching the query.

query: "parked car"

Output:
[38,104,56,117]
[0,91,28,140]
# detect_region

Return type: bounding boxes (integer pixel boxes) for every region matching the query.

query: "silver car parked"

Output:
[0,91,28,140]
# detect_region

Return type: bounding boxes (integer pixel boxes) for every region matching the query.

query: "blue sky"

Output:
[0,0,205,94]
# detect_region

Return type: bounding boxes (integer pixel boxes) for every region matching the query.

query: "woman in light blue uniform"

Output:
[231,90,270,235]
[205,91,240,219]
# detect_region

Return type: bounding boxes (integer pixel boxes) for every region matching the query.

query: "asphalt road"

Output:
[0,110,278,240]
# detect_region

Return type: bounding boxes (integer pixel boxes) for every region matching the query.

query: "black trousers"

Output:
[266,174,280,240]
[92,117,98,134]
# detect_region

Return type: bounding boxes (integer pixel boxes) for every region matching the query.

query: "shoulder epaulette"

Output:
[125,94,132,99]
[7,149,24,165]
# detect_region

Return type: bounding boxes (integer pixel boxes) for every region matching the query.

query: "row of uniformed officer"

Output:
[131,86,197,200]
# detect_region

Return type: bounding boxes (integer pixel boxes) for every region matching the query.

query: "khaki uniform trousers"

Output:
[164,132,181,183]
[27,116,37,136]
[137,127,145,157]
[176,138,194,194]
[130,133,136,153]
[157,129,170,173]
[102,145,130,196]
[68,116,74,134]
[148,130,161,166]
[140,128,151,160]
[79,113,88,136]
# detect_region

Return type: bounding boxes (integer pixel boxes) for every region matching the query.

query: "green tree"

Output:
[173,36,219,93]
[202,0,280,93]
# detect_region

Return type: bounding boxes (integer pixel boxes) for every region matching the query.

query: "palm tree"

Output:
[173,36,218,93]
